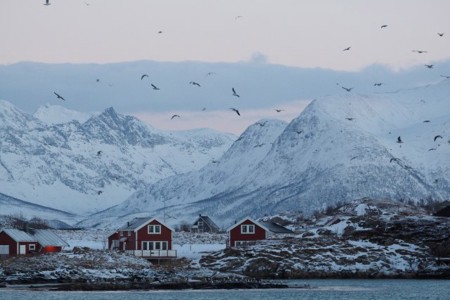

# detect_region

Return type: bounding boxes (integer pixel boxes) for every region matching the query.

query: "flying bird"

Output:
[43,0,50,5]
[151,84,160,90]
[423,120,430,123]
[345,117,354,121]
[425,64,434,69]
[440,75,450,79]
[374,83,383,86]
[397,136,403,143]
[97,150,102,156]
[232,88,240,98]
[141,74,149,80]
[158,30,163,34]
[254,143,265,148]
[390,157,400,163]
[412,50,427,54]
[434,135,443,141]
[428,148,437,151]
[171,114,180,120]
[189,81,201,87]
[437,32,445,37]
[295,130,303,135]
[275,109,284,112]
[380,24,388,29]
[343,46,351,51]
[341,86,353,92]
[53,92,65,101]
[97,190,103,195]
[230,108,240,116]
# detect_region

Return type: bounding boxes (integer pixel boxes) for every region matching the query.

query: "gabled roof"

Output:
[32,230,69,247]
[118,217,174,232]
[227,217,270,232]
[0,229,36,243]
[193,215,220,231]
[226,217,294,234]
[259,221,294,234]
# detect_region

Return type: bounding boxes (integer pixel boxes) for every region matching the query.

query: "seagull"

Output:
[141,74,149,80]
[343,46,351,51]
[381,24,388,29]
[423,120,431,123]
[54,92,65,101]
[158,31,163,34]
[341,86,353,92]
[412,50,427,54]
[232,88,240,98]
[254,143,265,148]
[43,0,50,5]
[295,130,303,134]
[425,64,434,69]
[275,109,284,112]
[437,32,445,37]
[428,148,437,151]
[440,75,450,79]
[97,150,102,156]
[374,83,383,86]
[256,121,267,127]
[345,117,354,121]
[189,81,201,87]
[96,78,100,82]
[230,108,240,116]
[434,135,443,141]
[397,136,403,143]
[390,157,400,163]
[151,84,160,90]
[171,114,180,120]
[97,190,103,195]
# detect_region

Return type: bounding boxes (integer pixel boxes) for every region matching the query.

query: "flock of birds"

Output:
[43,2,448,177]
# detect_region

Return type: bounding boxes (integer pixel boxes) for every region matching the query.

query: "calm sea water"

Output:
[1,279,449,300]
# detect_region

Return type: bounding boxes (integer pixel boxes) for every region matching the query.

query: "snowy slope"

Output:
[34,103,94,125]
[81,80,450,228]
[0,102,235,216]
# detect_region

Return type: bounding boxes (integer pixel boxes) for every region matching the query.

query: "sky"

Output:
[1,0,450,134]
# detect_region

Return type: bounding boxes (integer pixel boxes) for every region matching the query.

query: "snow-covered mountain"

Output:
[82,80,450,228]
[0,101,235,216]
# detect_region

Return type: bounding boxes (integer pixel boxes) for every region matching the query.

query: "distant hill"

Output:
[79,80,450,228]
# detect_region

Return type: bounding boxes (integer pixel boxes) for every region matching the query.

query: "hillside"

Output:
[80,80,450,228]
[0,101,235,216]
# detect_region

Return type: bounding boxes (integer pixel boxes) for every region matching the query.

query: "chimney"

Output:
[127,222,130,227]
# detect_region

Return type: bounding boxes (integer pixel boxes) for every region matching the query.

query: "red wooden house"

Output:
[108,217,176,259]
[0,229,39,257]
[227,217,294,248]
[0,229,69,258]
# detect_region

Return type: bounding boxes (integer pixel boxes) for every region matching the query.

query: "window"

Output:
[142,241,168,251]
[148,225,161,234]
[29,244,36,251]
[241,224,255,234]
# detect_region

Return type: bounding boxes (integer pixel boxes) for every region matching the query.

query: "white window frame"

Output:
[241,224,255,234]
[148,225,161,234]
[29,244,36,251]
[142,241,168,250]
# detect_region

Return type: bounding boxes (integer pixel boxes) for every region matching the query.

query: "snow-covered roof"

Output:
[32,229,69,247]
[118,217,174,232]
[0,229,36,242]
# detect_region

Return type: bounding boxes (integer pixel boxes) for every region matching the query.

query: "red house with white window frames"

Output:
[227,217,294,248]
[108,217,176,259]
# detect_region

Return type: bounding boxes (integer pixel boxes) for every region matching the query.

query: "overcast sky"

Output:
[1,0,450,134]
